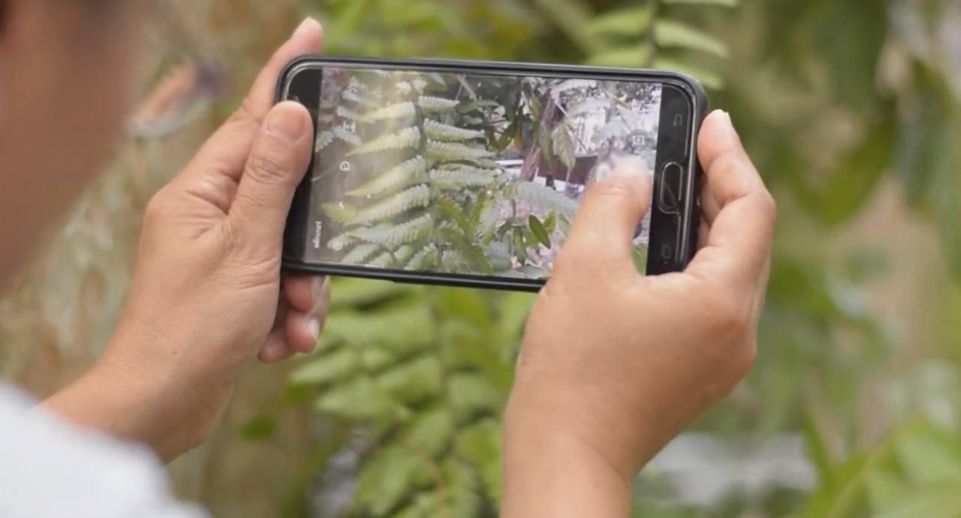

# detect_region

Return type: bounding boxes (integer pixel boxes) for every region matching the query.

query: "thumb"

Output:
[555,157,652,278]
[227,101,313,255]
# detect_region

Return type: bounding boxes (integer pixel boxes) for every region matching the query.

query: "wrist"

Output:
[502,381,635,518]
[510,368,676,474]
[45,339,215,461]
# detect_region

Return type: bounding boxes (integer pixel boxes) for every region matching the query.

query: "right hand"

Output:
[502,110,776,517]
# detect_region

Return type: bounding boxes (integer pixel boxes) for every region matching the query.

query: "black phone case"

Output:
[275,55,709,292]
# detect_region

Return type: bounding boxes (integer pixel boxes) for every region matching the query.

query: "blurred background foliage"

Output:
[2,0,961,516]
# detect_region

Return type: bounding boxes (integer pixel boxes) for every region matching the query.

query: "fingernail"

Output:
[717,110,739,139]
[312,276,327,299]
[308,317,321,340]
[611,156,648,179]
[292,17,321,40]
[265,103,308,143]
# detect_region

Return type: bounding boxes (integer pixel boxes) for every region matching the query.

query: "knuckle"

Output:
[231,98,262,127]
[224,251,282,291]
[757,190,778,223]
[143,191,174,225]
[703,287,752,339]
[245,153,291,186]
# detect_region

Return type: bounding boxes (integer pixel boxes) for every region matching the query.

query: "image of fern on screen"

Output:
[307,68,662,280]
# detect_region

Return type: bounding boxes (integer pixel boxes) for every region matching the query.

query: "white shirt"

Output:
[0,383,206,518]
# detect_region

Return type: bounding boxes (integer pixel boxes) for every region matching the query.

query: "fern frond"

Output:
[336,105,364,121]
[427,141,495,162]
[430,164,498,189]
[348,127,422,156]
[332,126,362,146]
[423,120,485,142]
[515,182,578,217]
[352,213,433,247]
[342,88,378,107]
[346,156,428,198]
[321,201,357,224]
[315,130,334,150]
[406,244,438,270]
[393,245,415,264]
[439,227,494,274]
[369,252,394,268]
[441,249,471,270]
[435,194,471,234]
[347,185,431,225]
[342,243,381,265]
[463,157,502,169]
[358,101,417,123]
[418,96,460,113]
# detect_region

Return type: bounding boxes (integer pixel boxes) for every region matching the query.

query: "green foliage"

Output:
[321,71,583,277]
[290,279,534,517]
[802,420,961,518]
[585,0,737,88]
[280,0,961,517]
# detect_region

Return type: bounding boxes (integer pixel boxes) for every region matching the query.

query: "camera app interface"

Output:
[306,68,663,280]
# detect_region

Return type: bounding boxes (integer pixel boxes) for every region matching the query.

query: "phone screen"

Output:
[284,61,696,286]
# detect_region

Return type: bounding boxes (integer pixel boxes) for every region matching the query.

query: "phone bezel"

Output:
[278,56,707,292]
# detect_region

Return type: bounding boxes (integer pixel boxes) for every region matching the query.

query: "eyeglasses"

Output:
[128,0,227,139]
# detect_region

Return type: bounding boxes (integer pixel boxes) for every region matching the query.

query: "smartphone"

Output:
[279,56,706,292]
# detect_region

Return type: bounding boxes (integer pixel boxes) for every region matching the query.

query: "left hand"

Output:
[47,19,327,460]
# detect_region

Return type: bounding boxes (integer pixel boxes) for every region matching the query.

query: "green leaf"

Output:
[653,56,724,90]
[654,20,729,58]
[346,156,429,198]
[515,182,578,217]
[876,485,961,518]
[894,427,961,485]
[430,164,500,189]
[315,377,398,421]
[587,6,651,37]
[435,195,472,235]
[588,45,654,67]
[418,95,461,113]
[353,445,432,515]
[403,408,455,457]
[324,303,432,352]
[347,185,431,225]
[374,356,443,404]
[528,0,602,54]
[528,215,551,247]
[340,243,381,265]
[662,0,738,5]
[442,459,481,518]
[358,101,417,122]
[351,213,434,247]
[424,119,486,141]
[802,413,835,486]
[290,348,358,386]
[347,127,422,156]
[427,140,496,162]
[455,419,503,501]
[448,373,503,419]
[329,278,415,310]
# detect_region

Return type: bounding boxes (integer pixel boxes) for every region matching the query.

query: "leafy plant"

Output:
[289,279,535,517]
[585,0,739,89]
[313,70,655,279]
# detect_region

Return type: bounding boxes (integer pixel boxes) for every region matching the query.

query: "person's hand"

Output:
[502,110,776,517]
[46,19,327,460]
